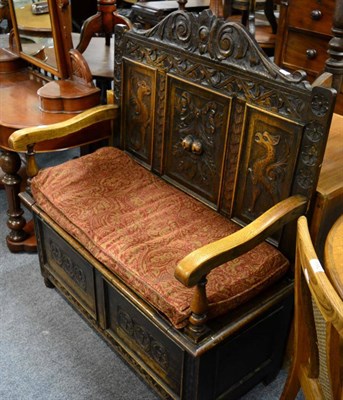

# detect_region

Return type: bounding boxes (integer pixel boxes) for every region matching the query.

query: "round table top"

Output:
[15,3,51,33]
[324,214,343,300]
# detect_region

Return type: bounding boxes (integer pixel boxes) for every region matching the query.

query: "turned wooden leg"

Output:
[0,150,37,253]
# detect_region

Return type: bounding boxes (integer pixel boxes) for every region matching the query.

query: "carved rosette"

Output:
[48,240,87,290]
[311,94,330,117]
[117,308,169,371]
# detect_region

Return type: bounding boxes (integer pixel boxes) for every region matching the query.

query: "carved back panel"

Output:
[114,10,336,255]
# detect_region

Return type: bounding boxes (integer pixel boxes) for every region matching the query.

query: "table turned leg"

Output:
[0,150,37,252]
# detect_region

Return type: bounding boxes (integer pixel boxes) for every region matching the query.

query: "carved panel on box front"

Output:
[48,239,87,290]
[117,307,169,371]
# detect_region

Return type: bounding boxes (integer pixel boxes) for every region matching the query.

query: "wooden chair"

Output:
[8,2,337,399]
[280,216,343,400]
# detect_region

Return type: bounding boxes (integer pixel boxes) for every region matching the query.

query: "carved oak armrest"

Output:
[175,194,308,288]
[175,194,307,339]
[8,104,118,152]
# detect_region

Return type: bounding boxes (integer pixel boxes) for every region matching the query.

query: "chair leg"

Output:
[264,0,278,33]
[280,362,301,400]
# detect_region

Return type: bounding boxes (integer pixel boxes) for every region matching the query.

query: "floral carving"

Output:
[304,121,325,142]
[311,94,330,116]
[170,89,223,194]
[301,145,319,167]
[296,168,314,190]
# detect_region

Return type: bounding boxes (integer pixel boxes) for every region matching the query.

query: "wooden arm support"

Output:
[8,104,118,152]
[298,216,343,336]
[175,194,308,288]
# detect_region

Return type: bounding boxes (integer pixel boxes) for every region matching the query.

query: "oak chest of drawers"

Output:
[275,0,335,81]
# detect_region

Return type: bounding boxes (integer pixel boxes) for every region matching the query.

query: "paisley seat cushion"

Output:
[31,147,289,328]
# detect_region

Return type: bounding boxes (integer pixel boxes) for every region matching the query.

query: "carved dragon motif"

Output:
[129,78,151,151]
[248,131,288,213]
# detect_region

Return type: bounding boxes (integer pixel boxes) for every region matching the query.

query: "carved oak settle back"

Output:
[114,10,336,259]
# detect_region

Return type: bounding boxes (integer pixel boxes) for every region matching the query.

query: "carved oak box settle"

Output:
[9,7,336,400]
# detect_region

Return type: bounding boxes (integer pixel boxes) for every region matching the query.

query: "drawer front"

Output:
[37,217,97,318]
[287,0,334,35]
[283,30,329,77]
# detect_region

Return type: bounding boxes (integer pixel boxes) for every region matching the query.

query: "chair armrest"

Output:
[8,104,118,152]
[175,194,308,288]
[312,72,333,89]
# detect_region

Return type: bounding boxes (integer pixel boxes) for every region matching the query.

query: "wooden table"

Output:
[0,50,113,252]
[310,113,343,261]
[130,0,209,27]
[324,214,343,300]
[15,3,51,35]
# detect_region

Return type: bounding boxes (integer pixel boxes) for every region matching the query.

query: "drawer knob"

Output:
[306,49,317,60]
[311,9,322,20]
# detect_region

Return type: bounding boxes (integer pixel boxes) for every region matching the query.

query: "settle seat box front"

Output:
[9,10,336,400]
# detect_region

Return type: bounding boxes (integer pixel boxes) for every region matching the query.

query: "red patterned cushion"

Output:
[31,147,289,328]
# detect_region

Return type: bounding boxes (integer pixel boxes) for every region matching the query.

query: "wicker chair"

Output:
[280,216,343,400]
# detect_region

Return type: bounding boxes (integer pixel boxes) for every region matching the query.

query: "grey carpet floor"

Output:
[0,149,304,400]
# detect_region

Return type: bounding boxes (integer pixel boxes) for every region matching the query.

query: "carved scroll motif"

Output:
[115,10,313,122]
[117,308,169,371]
[247,131,289,216]
[123,37,308,120]
[48,240,87,290]
[134,10,308,85]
